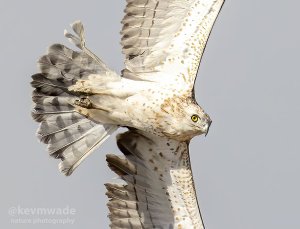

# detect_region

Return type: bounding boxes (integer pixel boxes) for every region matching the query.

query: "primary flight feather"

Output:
[31,0,225,228]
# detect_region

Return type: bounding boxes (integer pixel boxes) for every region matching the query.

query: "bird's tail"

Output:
[31,21,119,176]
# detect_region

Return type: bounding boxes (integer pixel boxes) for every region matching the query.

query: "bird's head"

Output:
[184,102,212,137]
[159,97,212,141]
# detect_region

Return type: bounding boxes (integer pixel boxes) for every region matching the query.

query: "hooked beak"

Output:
[205,120,212,137]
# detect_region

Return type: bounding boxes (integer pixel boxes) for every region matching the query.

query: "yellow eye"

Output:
[191,115,199,123]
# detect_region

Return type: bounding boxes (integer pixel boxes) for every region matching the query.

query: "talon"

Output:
[74,97,92,108]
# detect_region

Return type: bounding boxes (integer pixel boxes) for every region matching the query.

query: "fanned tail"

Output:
[31,21,119,175]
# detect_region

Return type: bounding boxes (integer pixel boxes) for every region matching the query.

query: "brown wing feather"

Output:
[121,0,225,92]
[106,130,205,228]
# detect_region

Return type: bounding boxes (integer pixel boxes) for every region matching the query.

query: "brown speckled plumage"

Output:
[31,0,225,228]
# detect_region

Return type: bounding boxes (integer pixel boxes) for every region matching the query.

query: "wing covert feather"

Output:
[106,130,205,228]
[121,0,225,92]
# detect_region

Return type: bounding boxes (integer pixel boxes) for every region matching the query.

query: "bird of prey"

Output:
[31,0,225,228]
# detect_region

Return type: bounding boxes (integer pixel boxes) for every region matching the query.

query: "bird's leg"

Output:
[69,78,142,99]
[74,97,92,109]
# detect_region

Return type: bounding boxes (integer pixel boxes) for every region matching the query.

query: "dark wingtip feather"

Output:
[37,134,52,144]
[31,110,45,122]
[106,154,129,176]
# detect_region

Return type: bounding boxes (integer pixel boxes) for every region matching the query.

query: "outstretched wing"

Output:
[106,130,204,228]
[122,0,225,91]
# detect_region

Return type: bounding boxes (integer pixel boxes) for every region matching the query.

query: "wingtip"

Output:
[58,162,74,176]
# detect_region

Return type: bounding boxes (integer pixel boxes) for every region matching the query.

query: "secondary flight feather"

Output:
[31,0,225,228]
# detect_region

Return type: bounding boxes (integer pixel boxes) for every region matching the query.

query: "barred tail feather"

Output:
[31,21,119,175]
